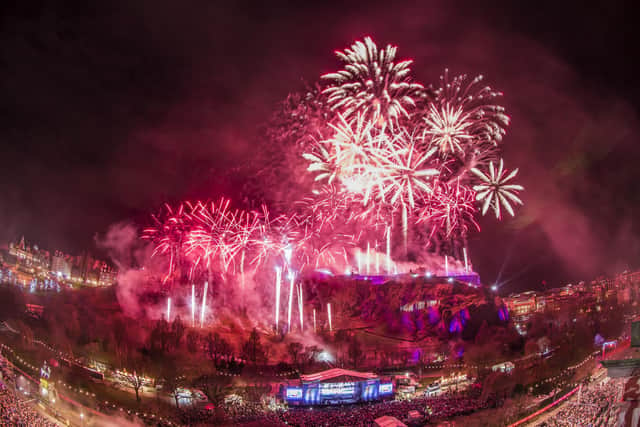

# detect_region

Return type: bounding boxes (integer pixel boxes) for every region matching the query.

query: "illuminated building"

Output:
[8,237,50,271]
[51,251,71,278]
[282,368,393,406]
[99,265,118,287]
[503,291,537,317]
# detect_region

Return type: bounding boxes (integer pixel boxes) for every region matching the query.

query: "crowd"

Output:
[1,384,58,427]
[194,391,491,426]
[537,378,623,427]
[1,353,59,427]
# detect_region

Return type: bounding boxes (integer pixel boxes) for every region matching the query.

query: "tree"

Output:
[347,337,364,368]
[303,345,321,368]
[241,328,264,366]
[206,333,233,369]
[481,372,516,402]
[466,343,500,375]
[475,320,492,346]
[287,342,303,366]
[131,370,145,403]
[186,330,200,354]
[124,349,147,403]
[171,316,186,349]
[15,320,34,348]
[161,363,187,409]
[524,339,539,356]
[0,287,25,321]
[159,318,172,352]
[149,318,172,353]
[194,374,231,404]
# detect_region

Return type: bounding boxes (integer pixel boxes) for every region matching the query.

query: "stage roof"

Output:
[374,416,407,427]
[300,368,378,383]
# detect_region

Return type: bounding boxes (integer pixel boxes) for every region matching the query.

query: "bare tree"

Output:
[241,328,264,366]
[171,316,186,349]
[347,337,364,368]
[287,342,303,366]
[186,330,200,354]
[206,332,233,369]
[161,363,187,409]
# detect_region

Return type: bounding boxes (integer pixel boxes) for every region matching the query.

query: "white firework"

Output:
[377,143,440,210]
[432,69,510,147]
[302,142,335,183]
[376,140,439,250]
[321,37,424,129]
[303,114,389,204]
[423,103,473,155]
[471,159,523,219]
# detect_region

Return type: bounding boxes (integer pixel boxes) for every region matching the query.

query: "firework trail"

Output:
[298,284,304,331]
[191,284,195,327]
[274,267,282,331]
[287,271,294,332]
[463,247,469,272]
[200,281,208,328]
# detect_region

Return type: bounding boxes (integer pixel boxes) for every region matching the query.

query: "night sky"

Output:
[1,0,639,293]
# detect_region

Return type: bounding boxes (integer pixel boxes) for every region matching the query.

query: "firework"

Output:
[140,37,525,328]
[313,308,317,333]
[200,281,208,328]
[298,284,304,331]
[430,69,510,148]
[322,37,424,129]
[142,202,196,286]
[191,284,195,327]
[417,179,479,239]
[287,272,294,332]
[423,103,473,155]
[167,297,171,321]
[186,199,262,278]
[386,226,392,273]
[471,159,524,219]
[376,139,440,248]
[327,303,333,332]
[275,267,282,331]
[366,241,370,275]
[463,248,469,272]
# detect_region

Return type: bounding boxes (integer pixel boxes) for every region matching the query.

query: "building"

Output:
[99,265,118,287]
[503,291,537,318]
[8,237,50,271]
[3,238,117,288]
[282,368,393,406]
[51,251,71,279]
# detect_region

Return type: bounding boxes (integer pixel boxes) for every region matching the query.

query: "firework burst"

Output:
[430,69,510,147]
[422,103,473,155]
[322,37,425,129]
[471,159,524,219]
[418,179,479,238]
